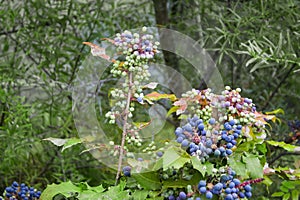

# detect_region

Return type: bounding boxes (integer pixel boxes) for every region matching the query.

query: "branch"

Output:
[262,64,296,110]
[268,151,300,166]
[115,72,133,185]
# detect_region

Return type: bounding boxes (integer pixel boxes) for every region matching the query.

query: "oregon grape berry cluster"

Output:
[165,168,264,200]
[1,181,41,200]
[175,116,241,161]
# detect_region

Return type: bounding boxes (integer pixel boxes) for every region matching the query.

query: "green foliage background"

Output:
[0,0,299,199]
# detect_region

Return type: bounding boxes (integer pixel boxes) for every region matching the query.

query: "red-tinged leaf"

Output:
[174,99,188,115]
[83,42,114,62]
[101,38,115,44]
[144,92,177,101]
[254,111,276,124]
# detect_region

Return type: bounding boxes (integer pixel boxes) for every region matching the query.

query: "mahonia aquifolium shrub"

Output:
[82,28,272,200]
[1,181,41,200]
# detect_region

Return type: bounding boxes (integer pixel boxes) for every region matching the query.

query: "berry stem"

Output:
[115,72,133,185]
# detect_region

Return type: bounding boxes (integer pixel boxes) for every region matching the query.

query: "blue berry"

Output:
[205,139,212,147]
[169,195,175,200]
[230,170,236,176]
[214,149,221,156]
[156,151,163,157]
[206,191,213,199]
[219,147,225,152]
[222,134,228,140]
[221,175,229,182]
[232,193,238,198]
[214,183,223,191]
[198,180,206,187]
[178,191,187,200]
[225,188,231,194]
[224,123,232,130]
[233,133,239,138]
[123,166,131,172]
[123,171,131,177]
[244,185,252,192]
[239,192,245,198]
[233,179,240,185]
[226,149,233,155]
[12,181,19,187]
[137,97,143,103]
[209,118,216,125]
[226,143,233,149]
[5,187,14,193]
[199,187,206,194]
[198,124,205,131]
[122,166,131,177]
[5,193,12,198]
[206,148,213,154]
[183,123,193,132]
[181,139,189,147]
[175,128,183,136]
[229,120,235,126]
[231,188,237,193]
[177,137,184,143]
[229,182,235,188]
[225,194,233,200]
[245,191,252,198]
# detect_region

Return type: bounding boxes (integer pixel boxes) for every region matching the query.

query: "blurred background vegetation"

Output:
[0,0,299,198]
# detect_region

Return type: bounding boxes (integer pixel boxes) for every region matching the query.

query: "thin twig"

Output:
[115,72,133,185]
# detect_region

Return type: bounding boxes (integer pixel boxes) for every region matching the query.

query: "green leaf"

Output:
[266,141,297,152]
[282,181,296,190]
[244,155,263,178]
[271,192,284,197]
[131,190,149,200]
[43,137,82,152]
[280,185,289,193]
[152,157,163,171]
[283,192,290,200]
[262,176,273,186]
[40,181,81,200]
[256,143,267,154]
[228,155,248,179]
[191,156,206,176]
[162,146,190,170]
[265,108,284,115]
[292,190,299,200]
[167,106,179,117]
[204,162,214,176]
[101,182,130,200]
[131,171,162,190]
[235,142,250,152]
[162,170,201,188]
[62,138,82,152]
